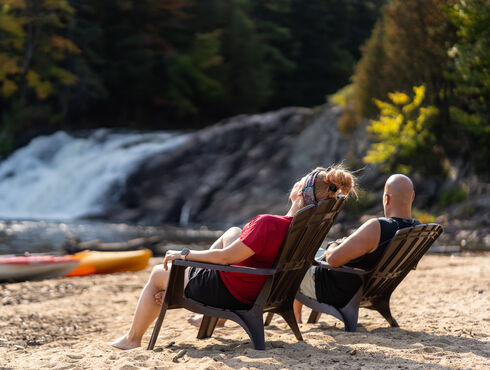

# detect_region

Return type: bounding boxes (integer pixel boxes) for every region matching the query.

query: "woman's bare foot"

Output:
[108,335,141,350]
[187,314,227,328]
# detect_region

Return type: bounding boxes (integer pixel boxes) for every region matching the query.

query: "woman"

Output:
[110,166,356,350]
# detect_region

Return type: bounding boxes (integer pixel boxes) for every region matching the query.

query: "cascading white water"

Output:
[0,129,191,220]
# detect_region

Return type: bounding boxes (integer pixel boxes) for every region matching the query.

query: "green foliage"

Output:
[272,0,385,108]
[353,0,452,118]
[0,0,81,153]
[351,0,489,177]
[167,30,224,117]
[0,0,386,152]
[412,208,436,224]
[461,205,476,217]
[328,84,355,108]
[346,188,377,216]
[352,21,387,118]
[437,185,469,211]
[444,0,490,176]
[364,85,441,174]
[328,84,363,134]
[220,0,273,114]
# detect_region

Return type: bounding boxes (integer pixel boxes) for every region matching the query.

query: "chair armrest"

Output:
[173,259,275,275]
[314,260,373,276]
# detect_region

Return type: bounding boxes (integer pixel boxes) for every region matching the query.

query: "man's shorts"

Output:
[299,266,317,299]
[299,248,326,300]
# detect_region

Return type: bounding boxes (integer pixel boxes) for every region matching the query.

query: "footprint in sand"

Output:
[118,364,139,370]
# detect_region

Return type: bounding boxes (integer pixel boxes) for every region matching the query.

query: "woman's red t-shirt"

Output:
[219,214,293,305]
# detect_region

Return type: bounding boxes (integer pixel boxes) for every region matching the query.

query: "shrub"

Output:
[437,186,469,210]
[346,188,377,216]
[412,208,436,224]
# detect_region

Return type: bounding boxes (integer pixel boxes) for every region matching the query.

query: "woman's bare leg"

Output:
[109,264,171,349]
[209,226,241,250]
[186,227,241,328]
[293,299,303,324]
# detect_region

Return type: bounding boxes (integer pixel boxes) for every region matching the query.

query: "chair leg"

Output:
[340,308,358,332]
[280,309,303,341]
[307,310,321,324]
[237,312,266,350]
[372,298,399,327]
[264,312,274,326]
[147,302,168,350]
[339,287,362,332]
[197,315,219,339]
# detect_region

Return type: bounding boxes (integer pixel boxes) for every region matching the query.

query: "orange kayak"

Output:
[66,249,152,277]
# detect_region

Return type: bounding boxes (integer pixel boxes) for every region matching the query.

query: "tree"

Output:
[0,0,81,153]
[445,0,490,175]
[353,0,453,118]
[364,85,441,174]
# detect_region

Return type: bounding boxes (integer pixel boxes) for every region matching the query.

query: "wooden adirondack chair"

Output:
[284,223,443,332]
[147,195,346,351]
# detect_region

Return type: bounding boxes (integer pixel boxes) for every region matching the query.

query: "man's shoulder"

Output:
[361,217,383,227]
[357,217,382,235]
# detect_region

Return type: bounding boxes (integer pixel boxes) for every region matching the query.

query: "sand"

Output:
[1,254,489,369]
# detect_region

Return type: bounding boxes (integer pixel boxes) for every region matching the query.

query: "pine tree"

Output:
[353,0,452,118]
[445,0,490,175]
[0,0,81,153]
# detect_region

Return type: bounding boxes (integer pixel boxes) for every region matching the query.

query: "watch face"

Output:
[181,248,190,256]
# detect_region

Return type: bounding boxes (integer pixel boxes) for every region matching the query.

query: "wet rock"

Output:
[103,105,374,227]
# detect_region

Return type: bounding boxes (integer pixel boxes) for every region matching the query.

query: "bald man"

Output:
[294,174,419,322]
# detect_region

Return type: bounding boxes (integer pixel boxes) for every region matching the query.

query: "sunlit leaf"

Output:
[1,78,18,97]
[388,91,409,105]
[50,66,78,86]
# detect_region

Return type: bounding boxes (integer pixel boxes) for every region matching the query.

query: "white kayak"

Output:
[0,255,79,282]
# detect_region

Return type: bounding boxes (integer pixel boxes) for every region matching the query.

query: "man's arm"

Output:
[324,218,381,267]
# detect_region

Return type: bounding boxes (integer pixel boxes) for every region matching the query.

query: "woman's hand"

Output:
[162,250,182,270]
[154,291,164,305]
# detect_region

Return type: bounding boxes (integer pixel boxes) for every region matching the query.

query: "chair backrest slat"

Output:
[265,196,346,309]
[361,223,443,305]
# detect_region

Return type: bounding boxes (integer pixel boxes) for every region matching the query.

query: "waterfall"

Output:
[0,129,191,220]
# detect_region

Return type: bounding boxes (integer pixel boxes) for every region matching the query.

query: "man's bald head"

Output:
[383,174,415,217]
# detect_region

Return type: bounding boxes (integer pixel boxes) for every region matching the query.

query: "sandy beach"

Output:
[1,254,489,369]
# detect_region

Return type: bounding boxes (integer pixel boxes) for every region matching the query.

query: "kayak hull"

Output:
[0,256,79,282]
[66,249,152,276]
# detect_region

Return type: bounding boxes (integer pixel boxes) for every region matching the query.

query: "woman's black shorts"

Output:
[184,267,252,310]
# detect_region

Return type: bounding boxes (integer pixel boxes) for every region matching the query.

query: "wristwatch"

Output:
[180,248,190,260]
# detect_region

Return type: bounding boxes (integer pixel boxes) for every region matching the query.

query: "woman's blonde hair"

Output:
[311,165,357,200]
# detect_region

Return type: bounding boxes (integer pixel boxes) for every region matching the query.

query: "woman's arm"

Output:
[324,218,381,267]
[163,239,255,270]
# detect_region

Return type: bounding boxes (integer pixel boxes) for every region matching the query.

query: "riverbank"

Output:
[1,254,489,369]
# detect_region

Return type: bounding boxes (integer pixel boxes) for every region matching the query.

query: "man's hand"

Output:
[326,237,346,251]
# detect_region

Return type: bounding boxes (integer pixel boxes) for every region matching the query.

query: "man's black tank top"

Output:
[314,217,420,308]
